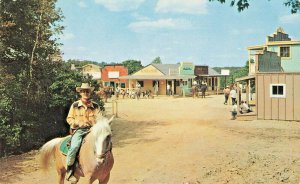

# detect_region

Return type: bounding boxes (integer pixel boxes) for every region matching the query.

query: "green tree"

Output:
[122,60,143,74]
[209,0,300,13]
[151,56,162,64]
[66,59,104,67]
[213,61,249,88]
[0,0,64,155]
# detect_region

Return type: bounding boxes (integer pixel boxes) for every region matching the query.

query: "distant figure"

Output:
[120,89,126,99]
[200,82,207,98]
[126,88,130,98]
[231,104,238,120]
[180,80,184,96]
[154,81,158,96]
[115,85,120,99]
[223,86,230,105]
[230,87,237,105]
[136,82,141,100]
[240,100,253,114]
[167,83,171,96]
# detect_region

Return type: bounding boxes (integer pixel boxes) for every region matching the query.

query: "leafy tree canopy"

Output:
[65,59,104,67]
[213,61,249,87]
[209,0,300,13]
[122,59,143,74]
[151,56,162,64]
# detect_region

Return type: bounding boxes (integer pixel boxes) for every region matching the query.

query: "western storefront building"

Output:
[120,62,195,95]
[101,64,128,88]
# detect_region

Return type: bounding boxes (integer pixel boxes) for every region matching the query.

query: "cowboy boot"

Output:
[66,165,76,182]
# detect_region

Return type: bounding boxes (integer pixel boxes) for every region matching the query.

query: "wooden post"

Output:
[237,82,240,115]
[246,80,250,105]
[115,100,118,117]
[171,80,174,96]
[111,100,118,117]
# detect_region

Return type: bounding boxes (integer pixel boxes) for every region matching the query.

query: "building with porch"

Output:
[119,62,195,95]
[194,65,223,93]
[101,64,128,89]
[236,27,300,121]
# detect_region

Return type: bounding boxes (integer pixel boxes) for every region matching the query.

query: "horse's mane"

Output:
[91,116,112,138]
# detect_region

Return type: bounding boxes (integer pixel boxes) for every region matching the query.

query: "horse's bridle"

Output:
[96,139,112,161]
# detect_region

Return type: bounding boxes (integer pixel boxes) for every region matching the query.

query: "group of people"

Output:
[192,81,207,98]
[59,81,257,182]
[223,84,253,120]
[223,85,237,105]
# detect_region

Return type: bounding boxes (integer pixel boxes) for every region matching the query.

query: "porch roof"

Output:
[235,75,255,82]
[119,75,196,80]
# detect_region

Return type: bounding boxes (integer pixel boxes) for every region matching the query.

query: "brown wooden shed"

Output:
[256,72,300,121]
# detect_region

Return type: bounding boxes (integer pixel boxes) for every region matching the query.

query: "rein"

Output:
[96,140,112,160]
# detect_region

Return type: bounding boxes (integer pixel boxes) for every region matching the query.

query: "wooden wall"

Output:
[256,73,300,121]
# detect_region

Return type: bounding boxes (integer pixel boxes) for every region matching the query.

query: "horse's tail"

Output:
[40,137,63,171]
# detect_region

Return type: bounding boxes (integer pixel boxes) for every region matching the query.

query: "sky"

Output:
[56,0,300,67]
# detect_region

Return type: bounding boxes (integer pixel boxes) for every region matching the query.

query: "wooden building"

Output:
[256,72,300,121]
[194,65,223,93]
[101,64,128,88]
[236,28,300,121]
[119,62,195,95]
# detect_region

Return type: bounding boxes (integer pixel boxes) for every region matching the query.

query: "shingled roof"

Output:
[151,64,180,75]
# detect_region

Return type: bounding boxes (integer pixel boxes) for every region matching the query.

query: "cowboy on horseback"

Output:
[66,83,101,181]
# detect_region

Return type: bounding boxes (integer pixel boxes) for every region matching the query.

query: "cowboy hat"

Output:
[76,83,95,92]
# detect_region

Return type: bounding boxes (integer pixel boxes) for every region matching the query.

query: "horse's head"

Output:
[91,115,114,163]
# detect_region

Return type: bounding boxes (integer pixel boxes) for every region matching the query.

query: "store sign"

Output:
[180,62,194,75]
[108,71,119,78]
[221,69,230,76]
[183,67,192,70]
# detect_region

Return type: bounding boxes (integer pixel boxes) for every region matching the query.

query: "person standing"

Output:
[154,81,158,96]
[223,86,230,105]
[167,83,171,96]
[230,86,237,105]
[180,80,184,97]
[136,82,141,99]
[200,82,207,98]
[65,83,101,181]
[192,81,197,98]
[115,85,120,99]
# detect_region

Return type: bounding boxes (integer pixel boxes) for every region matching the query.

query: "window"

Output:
[270,84,286,98]
[280,46,290,58]
[120,83,125,88]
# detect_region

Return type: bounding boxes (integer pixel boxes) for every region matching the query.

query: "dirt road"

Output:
[1,95,300,184]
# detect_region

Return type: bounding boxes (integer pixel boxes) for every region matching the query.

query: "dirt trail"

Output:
[1,95,300,184]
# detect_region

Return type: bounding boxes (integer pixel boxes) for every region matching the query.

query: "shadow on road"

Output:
[111,118,168,148]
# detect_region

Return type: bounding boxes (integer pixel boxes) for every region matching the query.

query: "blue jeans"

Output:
[66,128,89,166]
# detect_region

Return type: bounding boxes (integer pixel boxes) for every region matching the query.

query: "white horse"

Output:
[40,116,114,184]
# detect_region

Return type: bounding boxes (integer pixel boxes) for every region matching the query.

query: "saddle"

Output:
[59,136,72,155]
[59,131,89,156]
